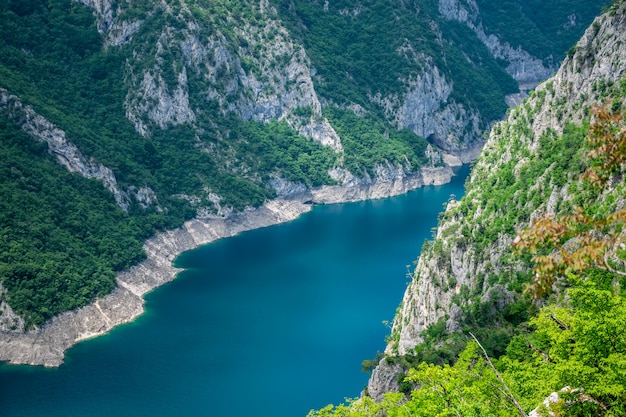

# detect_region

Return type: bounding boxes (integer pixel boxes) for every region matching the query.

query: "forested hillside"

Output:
[311,1,626,415]
[0,0,604,331]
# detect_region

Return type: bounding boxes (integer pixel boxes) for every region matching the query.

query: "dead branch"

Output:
[470,333,529,417]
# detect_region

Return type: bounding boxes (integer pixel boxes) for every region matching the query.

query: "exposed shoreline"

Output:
[0,166,453,367]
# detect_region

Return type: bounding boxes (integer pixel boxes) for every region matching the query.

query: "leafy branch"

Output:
[514,102,626,298]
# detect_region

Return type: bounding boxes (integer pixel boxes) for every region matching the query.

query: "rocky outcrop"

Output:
[308,165,453,204]
[392,0,626,358]
[366,358,404,402]
[372,62,484,161]
[367,38,486,160]
[270,162,453,203]
[527,386,604,417]
[116,0,343,150]
[229,10,344,151]
[438,0,554,90]
[125,64,196,136]
[368,1,626,398]
[530,8,626,136]
[75,0,115,35]
[0,89,129,210]
[0,88,160,212]
[0,283,24,332]
[76,0,143,47]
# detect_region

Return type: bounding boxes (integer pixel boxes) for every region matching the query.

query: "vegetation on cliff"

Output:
[0,0,605,328]
[474,0,609,62]
[310,0,626,412]
[309,96,626,417]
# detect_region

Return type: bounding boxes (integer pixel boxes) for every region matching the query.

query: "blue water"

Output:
[0,166,468,417]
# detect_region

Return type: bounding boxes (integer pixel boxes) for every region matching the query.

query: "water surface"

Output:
[0,166,468,417]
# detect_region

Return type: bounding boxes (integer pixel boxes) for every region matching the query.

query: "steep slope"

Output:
[439,0,603,92]
[275,0,605,158]
[367,0,626,401]
[0,0,605,363]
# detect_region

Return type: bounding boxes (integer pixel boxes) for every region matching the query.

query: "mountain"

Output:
[0,0,605,364]
[335,1,626,415]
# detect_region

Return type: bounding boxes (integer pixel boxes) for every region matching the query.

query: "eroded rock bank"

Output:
[0,166,453,367]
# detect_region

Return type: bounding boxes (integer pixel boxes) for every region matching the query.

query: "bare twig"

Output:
[470,332,529,417]
[549,314,569,331]
[527,343,555,363]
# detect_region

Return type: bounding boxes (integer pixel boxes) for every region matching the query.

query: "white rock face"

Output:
[0,284,24,332]
[75,0,143,46]
[0,88,162,211]
[368,1,626,398]
[370,49,484,161]
[309,166,453,203]
[438,0,554,90]
[113,0,343,150]
[366,358,404,401]
[126,65,196,136]
[396,66,482,160]
[228,11,343,150]
[289,116,343,151]
[531,9,626,136]
[0,89,132,210]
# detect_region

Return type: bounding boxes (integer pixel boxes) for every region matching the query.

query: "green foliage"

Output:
[453,117,588,259]
[475,0,608,63]
[515,103,626,298]
[0,0,165,196]
[311,344,524,417]
[500,273,626,416]
[402,292,533,369]
[276,0,518,125]
[311,57,626,416]
[436,18,519,122]
[324,106,429,174]
[310,259,626,417]
[0,116,152,328]
[227,119,338,188]
[0,0,341,322]
[0,0,613,335]
[361,352,384,373]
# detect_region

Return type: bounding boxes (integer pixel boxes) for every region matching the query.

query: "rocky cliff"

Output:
[81,0,343,149]
[74,0,599,164]
[368,0,626,399]
[0,0,605,364]
[373,62,485,162]
[438,0,554,91]
[0,88,160,212]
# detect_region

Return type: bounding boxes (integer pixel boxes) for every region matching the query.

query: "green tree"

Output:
[509,101,626,415]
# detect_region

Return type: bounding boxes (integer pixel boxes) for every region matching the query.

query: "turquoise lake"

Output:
[0,166,468,417]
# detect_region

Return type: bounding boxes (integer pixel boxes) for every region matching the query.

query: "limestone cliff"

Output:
[86,0,343,150]
[438,0,554,91]
[71,0,599,200]
[368,1,626,399]
[77,0,497,167]
[0,88,159,212]
[372,61,484,163]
